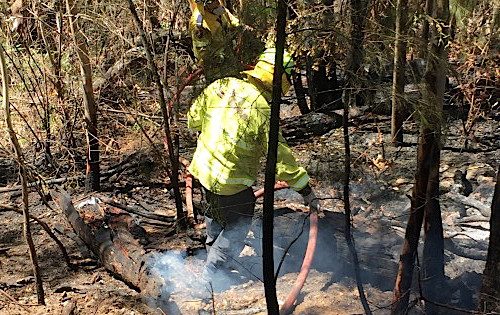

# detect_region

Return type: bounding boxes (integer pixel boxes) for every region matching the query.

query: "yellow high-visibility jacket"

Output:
[190,7,241,82]
[187,77,310,196]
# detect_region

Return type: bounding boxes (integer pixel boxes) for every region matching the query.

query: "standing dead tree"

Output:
[262,0,288,312]
[127,0,186,229]
[0,43,45,305]
[343,0,372,314]
[65,0,100,192]
[392,0,449,312]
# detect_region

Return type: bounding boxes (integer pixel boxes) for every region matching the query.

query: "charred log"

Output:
[280,112,342,143]
[54,190,166,307]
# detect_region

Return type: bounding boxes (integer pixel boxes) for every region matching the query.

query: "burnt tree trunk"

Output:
[480,166,500,313]
[310,60,342,112]
[392,128,432,313]
[127,0,186,229]
[344,0,372,313]
[391,0,408,146]
[421,132,445,313]
[421,1,449,311]
[66,0,100,192]
[262,0,287,312]
[392,0,449,312]
[291,69,310,115]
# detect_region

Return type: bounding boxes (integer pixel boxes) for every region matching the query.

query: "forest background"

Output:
[0,0,498,314]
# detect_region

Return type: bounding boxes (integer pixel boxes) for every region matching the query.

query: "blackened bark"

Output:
[421,133,445,313]
[310,60,342,112]
[262,0,287,312]
[292,69,310,115]
[392,0,449,311]
[392,129,433,314]
[480,166,500,313]
[421,1,448,311]
[344,0,372,313]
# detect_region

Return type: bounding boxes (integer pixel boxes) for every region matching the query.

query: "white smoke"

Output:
[150,250,209,298]
[148,249,247,314]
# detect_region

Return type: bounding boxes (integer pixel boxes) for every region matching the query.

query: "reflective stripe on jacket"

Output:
[187,77,310,195]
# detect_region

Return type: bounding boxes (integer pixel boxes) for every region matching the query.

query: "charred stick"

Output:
[99,197,175,223]
[0,204,74,269]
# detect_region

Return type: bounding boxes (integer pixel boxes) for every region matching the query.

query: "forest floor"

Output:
[0,99,498,314]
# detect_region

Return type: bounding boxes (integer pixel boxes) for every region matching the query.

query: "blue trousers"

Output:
[203,187,256,277]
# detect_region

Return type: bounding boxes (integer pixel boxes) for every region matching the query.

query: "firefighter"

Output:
[189,0,264,83]
[187,48,319,286]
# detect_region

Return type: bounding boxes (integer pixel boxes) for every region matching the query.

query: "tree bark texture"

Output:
[54,191,164,301]
[65,0,100,192]
[480,166,500,313]
[311,61,342,111]
[1,44,45,305]
[420,1,449,311]
[392,0,449,312]
[391,0,408,146]
[291,69,310,115]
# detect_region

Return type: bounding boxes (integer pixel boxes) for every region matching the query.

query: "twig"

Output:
[0,176,82,194]
[421,296,481,314]
[0,204,74,269]
[0,155,142,194]
[99,197,175,223]
[1,42,45,305]
[0,288,38,309]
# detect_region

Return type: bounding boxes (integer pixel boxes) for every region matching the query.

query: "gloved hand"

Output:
[299,185,320,213]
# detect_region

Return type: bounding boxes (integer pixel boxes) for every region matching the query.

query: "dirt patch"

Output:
[0,104,498,314]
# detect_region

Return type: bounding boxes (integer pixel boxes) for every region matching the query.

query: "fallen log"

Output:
[446,192,491,217]
[54,189,167,309]
[444,238,487,261]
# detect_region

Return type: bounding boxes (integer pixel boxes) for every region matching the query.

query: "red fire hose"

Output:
[174,64,317,313]
[257,183,319,314]
[279,210,318,314]
[182,170,318,313]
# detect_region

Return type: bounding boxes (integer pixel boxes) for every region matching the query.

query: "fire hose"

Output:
[181,160,318,314]
[256,182,319,315]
